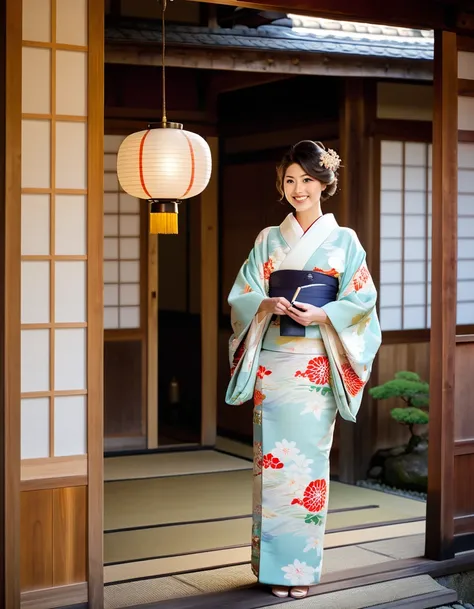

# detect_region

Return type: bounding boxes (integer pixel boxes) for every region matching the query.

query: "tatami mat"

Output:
[105,470,425,532]
[360,533,426,559]
[215,436,253,460]
[104,449,251,482]
[104,575,199,609]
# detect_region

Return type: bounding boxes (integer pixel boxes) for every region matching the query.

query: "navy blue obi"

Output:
[268,269,338,336]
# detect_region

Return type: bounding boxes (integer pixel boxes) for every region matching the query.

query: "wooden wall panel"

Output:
[52,487,87,586]
[21,491,53,591]
[454,342,474,441]
[454,454,474,519]
[21,487,86,592]
[376,341,430,450]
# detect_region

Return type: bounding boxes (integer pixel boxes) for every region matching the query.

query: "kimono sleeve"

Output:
[320,230,381,420]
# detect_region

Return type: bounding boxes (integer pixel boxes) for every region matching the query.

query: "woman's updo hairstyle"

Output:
[276,140,341,202]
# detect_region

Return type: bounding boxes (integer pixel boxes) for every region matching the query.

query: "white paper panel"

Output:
[120,306,140,329]
[458,281,474,301]
[381,239,402,262]
[381,215,402,238]
[381,284,402,307]
[459,260,474,280]
[459,218,474,238]
[120,193,140,213]
[380,307,402,331]
[54,396,87,456]
[120,238,140,259]
[55,328,86,390]
[21,398,50,459]
[23,0,51,42]
[459,239,474,259]
[457,302,474,325]
[55,261,86,322]
[56,0,87,46]
[120,284,140,306]
[381,141,403,165]
[405,167,426,191]
[381,166,403,190]
[405,142,426,166]
[21,261,50,324]
[380,191,402,215]
[119,215,140,237]
[120,261,139,283]
[21,120,51,188]
[56,51,87,116]
[458,169,474,194]
[104,172,119,192]
[405,215,426,238]
[104,284,119,306]
[405,261,426,283]
[458,51,474,81]
[404,283,426,306]
[21,329,49,393]
[104,193,119,213]
[56,122,87,189]
[459,97,474,131]
[55,195,86,255]
[104,307,119,329]
[104,214,119,237]
[380,262,402,284]
[104,261,119,283]
[104,154,117,171]
[404,306,426,329]
[22,47,51,114]
[405,191,427,215]
[459,194,474,216]
[458,143,474,169]
[104,237,118,259]
[405,239,426,261]
[104,134,125,153]
[21,194,50,255]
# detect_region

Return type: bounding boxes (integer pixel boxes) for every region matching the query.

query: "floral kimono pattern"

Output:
[226,213,381,586]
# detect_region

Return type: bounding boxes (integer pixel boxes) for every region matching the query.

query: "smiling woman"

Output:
[226,140,381,599]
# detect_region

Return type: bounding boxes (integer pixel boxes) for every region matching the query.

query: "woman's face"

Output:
[283,163,326,212]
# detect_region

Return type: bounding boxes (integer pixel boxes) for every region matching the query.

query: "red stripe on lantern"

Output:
[139,130,152,199]
[181,131,196,198]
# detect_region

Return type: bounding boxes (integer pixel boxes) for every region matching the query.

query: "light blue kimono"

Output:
[226,213,381,586]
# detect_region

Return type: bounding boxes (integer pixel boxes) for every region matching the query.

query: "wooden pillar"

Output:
[0,0,21,606]
[338,78,378,483]
[201,137,219,447]
[425,30,457,561]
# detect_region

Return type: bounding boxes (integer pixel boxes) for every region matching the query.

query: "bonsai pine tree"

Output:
[369,371,429,452]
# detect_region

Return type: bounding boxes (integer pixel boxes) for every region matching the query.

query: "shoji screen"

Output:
[457,141,474,325]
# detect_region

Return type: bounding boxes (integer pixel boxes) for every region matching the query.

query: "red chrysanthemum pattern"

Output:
[263,453,284,470]
[353,265,370,291]
[342,363,365,396]
[262,259,274,280]
[254,389,265,406]
[291,479,327,513]
[295,356,330,385]
[313,266,339,278]
[243,283,252,294]
[257,366,272,379]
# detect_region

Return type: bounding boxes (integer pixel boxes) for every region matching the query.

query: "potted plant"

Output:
[368,371,429,492]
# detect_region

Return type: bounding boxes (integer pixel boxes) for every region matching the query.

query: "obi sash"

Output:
[269,269,338,336]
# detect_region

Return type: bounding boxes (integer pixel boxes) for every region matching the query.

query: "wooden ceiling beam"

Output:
[105,45,433,81]
[208,71,292,93]
[185,0,446,31]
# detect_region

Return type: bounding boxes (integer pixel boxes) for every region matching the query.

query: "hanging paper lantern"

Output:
[117,123,212,234]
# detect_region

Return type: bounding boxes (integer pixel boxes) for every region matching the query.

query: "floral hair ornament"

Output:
[319,148,341,172]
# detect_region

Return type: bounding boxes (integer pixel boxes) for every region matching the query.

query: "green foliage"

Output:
[391,407,429,426]
[369,371,430,445]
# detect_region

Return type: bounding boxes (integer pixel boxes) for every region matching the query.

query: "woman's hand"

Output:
[287,302,328,326]
[258,297,292,316]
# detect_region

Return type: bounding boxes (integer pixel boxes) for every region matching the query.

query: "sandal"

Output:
[272,586,290,597]
[290,586,309,599]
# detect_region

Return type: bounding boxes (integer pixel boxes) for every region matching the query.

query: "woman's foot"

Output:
[290,586,309,599]
[271,586,290,597]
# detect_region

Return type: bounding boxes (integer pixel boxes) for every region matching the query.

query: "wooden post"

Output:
[201,137,219,447]
[338,78,378,483]
[425,29,457,561]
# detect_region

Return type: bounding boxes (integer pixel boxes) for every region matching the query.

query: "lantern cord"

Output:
[161,0,167,124]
